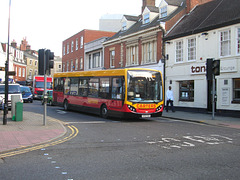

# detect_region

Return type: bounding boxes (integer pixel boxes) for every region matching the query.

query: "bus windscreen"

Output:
[127,70,163,103]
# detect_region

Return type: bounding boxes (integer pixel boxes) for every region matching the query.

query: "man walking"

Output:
[166,86,175,112]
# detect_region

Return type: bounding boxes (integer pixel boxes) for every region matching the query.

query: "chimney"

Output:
[11,40,17,48]
[142,0,155,13]
[186,0,214,13]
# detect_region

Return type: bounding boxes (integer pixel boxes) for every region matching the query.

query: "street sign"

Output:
[0,67,5,71]
[8,71,16,76]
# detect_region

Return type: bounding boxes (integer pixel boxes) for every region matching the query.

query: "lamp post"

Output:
[3,0,11,125]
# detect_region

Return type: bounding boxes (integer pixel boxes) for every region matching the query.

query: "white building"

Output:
[0,43,6,82]
[164,0,240,115]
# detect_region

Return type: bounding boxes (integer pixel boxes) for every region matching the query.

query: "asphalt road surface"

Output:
[1,101,240,180]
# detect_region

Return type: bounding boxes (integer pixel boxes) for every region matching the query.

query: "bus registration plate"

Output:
[142,114,151,118]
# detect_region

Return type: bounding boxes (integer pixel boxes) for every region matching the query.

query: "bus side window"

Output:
[88,78,99,98]
[79,78,88,97]
[99,78,110,99]
[112,78,122,99]
[54,78,58,91]
[70,78,79,96]
[64,78,70,95]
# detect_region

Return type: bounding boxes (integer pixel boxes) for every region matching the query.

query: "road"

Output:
[1,101,240,180]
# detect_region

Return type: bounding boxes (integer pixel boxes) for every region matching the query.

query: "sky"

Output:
[0,0,160,57]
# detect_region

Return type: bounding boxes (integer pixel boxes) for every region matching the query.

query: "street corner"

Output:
[0,122,78,159]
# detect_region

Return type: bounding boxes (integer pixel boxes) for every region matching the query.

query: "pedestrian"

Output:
[166,86,175,112]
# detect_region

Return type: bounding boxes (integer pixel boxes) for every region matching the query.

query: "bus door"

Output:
[53,77,64,103]
[110,77,124,110]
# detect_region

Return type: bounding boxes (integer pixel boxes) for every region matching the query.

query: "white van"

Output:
[0,84,23,108]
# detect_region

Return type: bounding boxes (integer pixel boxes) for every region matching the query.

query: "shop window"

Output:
[232,78,240,103]
[179,80,194,101]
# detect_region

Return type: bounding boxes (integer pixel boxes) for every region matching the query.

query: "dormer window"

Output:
[144,13,150,24]
[122,21,127,31]
[160,6,167,18]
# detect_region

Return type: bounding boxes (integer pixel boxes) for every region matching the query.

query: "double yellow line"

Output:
[0,125,79,158]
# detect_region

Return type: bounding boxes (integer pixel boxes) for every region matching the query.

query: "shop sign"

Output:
[220,59,237,73]
[190,63,206,75]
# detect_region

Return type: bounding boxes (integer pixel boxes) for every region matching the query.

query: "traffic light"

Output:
[212,59,220,76]
[38,49,54,75]
[38,49,45,75]
[206,58,213,80]
[45,50,54,74]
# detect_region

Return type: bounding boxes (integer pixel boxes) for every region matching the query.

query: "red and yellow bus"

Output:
[53,68,164,119]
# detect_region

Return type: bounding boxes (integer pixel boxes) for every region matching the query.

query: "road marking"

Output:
[56,110,67,114]
[146,134,233,150]
[0,125,79,158]
[67,121,105,124]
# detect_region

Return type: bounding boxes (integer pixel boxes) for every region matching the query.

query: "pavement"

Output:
[0,108,239,154]
[0,110,66,155]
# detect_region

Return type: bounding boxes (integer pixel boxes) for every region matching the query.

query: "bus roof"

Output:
[53,68,161,78]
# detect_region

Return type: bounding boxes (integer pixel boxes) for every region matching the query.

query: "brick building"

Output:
[62,29,116,72]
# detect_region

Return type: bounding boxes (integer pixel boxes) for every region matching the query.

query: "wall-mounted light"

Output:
[201,32,208,36]
[201,32,208,40]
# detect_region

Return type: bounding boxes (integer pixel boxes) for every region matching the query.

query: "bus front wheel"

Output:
[63,100,69,111]
[101,105,108,119]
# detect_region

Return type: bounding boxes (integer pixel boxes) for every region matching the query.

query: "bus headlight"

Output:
[128,105,136,112]
[156,105,162,112]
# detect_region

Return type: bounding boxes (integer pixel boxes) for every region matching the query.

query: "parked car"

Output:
[0,83,23,109]
[41,90,53,106]
[20,86,33,103]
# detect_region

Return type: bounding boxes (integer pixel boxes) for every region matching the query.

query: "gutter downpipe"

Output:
[158,24,166,107]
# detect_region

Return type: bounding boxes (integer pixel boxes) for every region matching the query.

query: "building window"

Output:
[110,50,115,68]
[89,55,91,69]
[188,38,196,61]
[67,62,69,72]
[71,60,73,71]
[67,43,69,54]
[75,59,78,70]
[179,80,194,101]
[63,63,65,72]
[63,46,65,56]
[93,52,100,68]
[35,70,37,75]
[22,68,25,77]
[176,40,183,62]
[59,64,62,69]
[80,36,83,48]
[80,57,83,69]
[144,13,150,24]
[30,59,32,65]
[220,30,231,56]
[71,41,74,52]
[233,78,240,103]
[160,6,167,18]
[122,21,127,31]
[127,45,138,66]
[35,60,37,66]
[19,67,21,77]
[237,28,240,54]
[76,38,78,50]
[142,41,156,64]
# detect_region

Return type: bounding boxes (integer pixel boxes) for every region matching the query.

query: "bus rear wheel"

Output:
[63,100,68,111]
[101,105,108,119]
